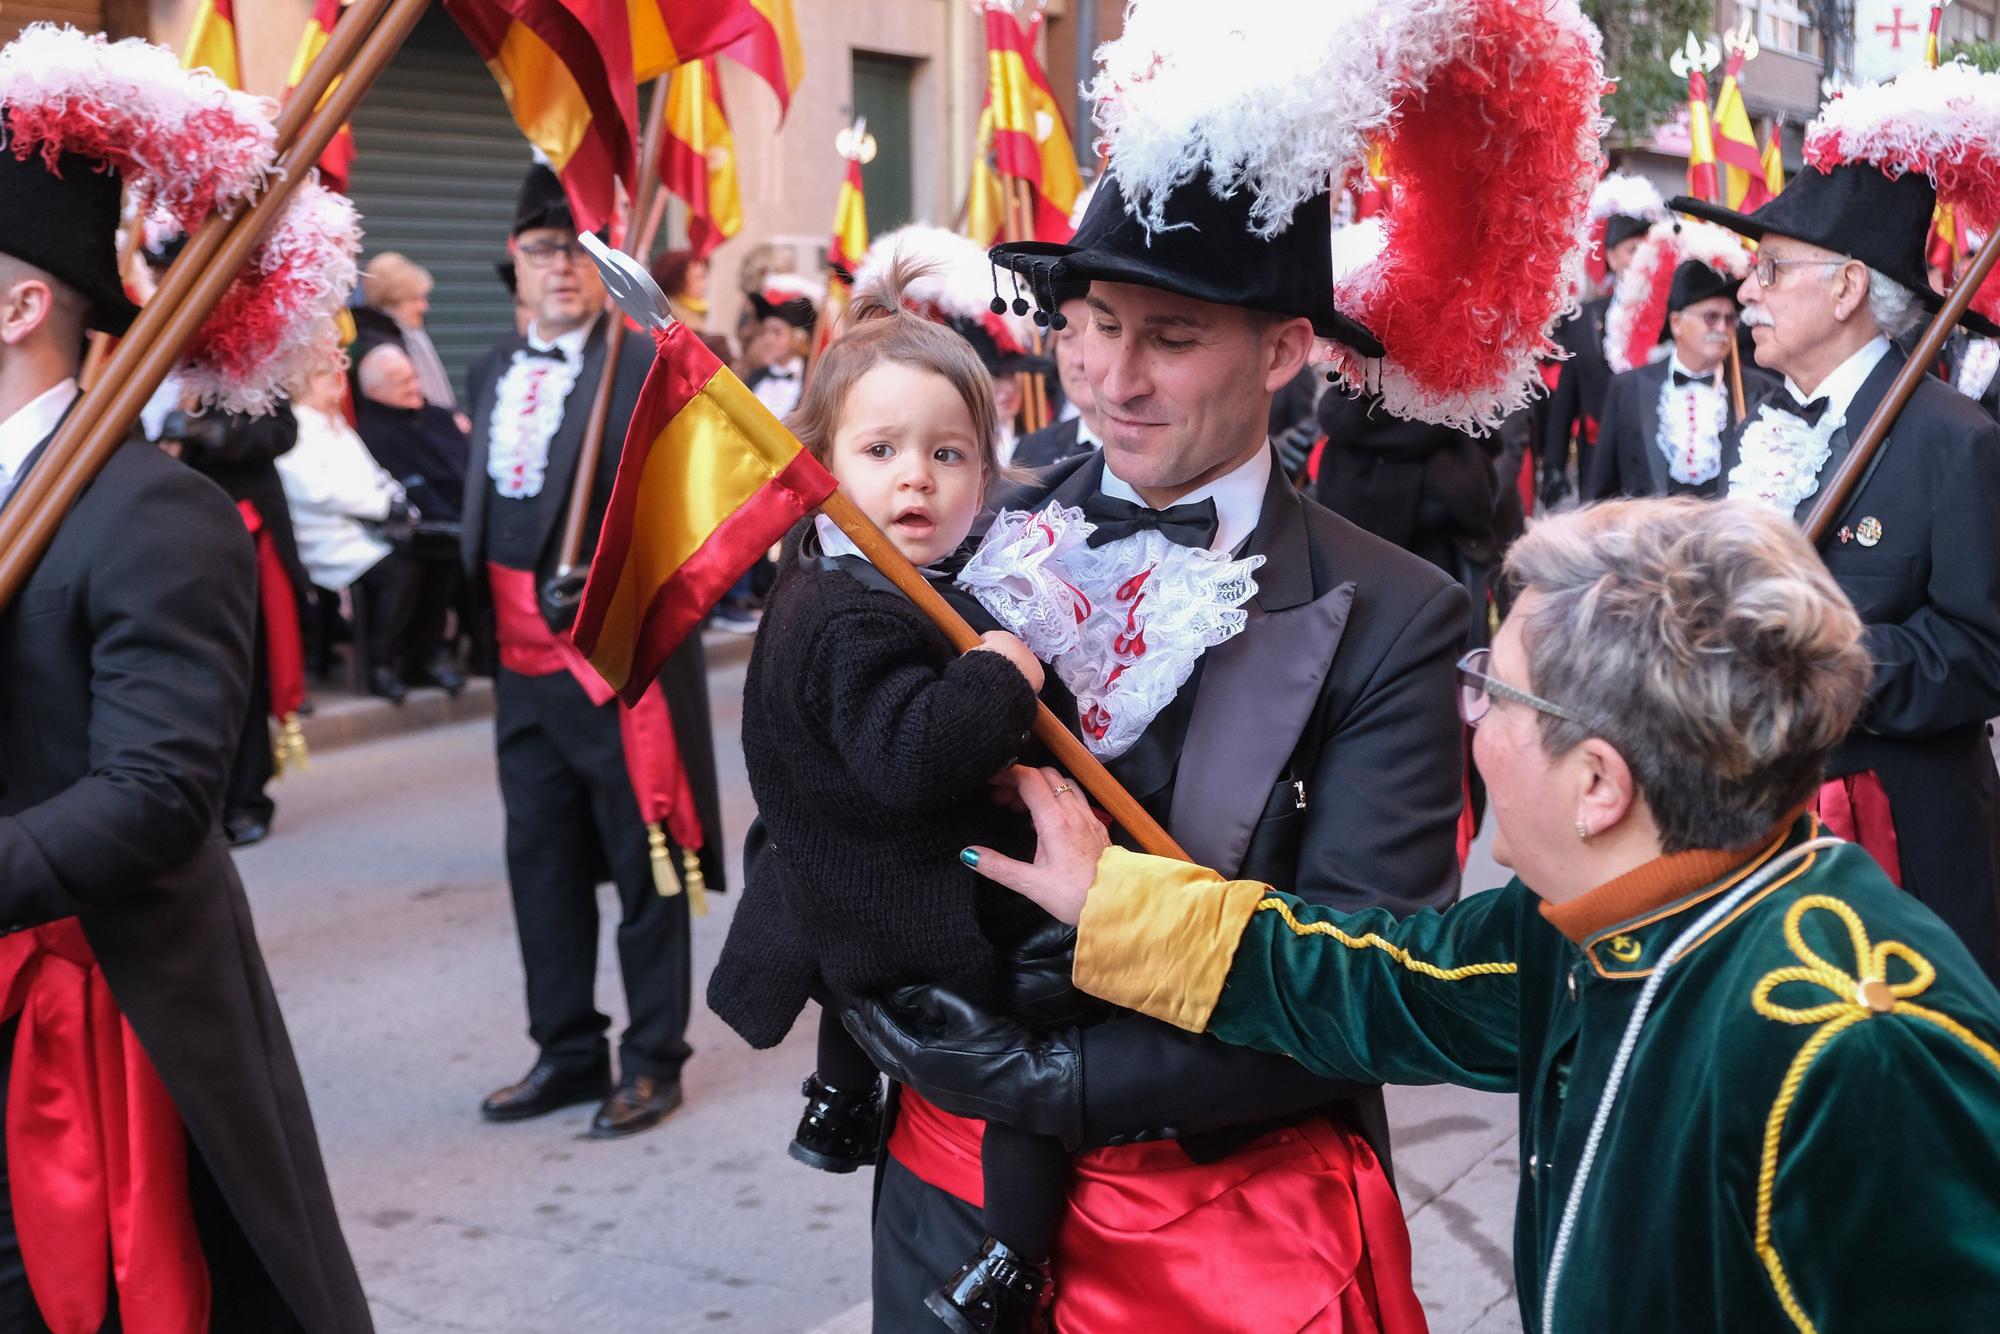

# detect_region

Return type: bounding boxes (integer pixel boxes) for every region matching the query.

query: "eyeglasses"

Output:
[1456,648,1585,728]
[1681,309,1734,329]
[1751,256,1841,288]
[516,239,586,268]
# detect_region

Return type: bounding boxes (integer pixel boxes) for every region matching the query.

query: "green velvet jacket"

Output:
[1073,816,2000,1333]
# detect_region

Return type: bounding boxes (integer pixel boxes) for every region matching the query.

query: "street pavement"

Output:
[234,638,1524,1333]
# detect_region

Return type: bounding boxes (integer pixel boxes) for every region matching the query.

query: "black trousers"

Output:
[872,1155,989,1334]
[495,668,692,1080]
[225,608,275,826]
[353,552,420,678]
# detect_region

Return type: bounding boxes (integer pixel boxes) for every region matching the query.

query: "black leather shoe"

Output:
[367,666,407,705]
[588,1073,683,1139]
[224,815,270,848]
[788,1073,881,1173]
[926,1236,1050,1334]
[480,1058,611,1122]
[406,662,467,697]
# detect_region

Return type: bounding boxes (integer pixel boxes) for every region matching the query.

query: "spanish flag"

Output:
[830,155,869,278]
[1926,0,1945,68]
[180,0,240,88]
[1712,48,1770,212]
[631,0,763,80]
[573,322,836,706]
[1760,123,1786,199]
[444,0,639,233]
[720,0,804,122]
[660,58,742,260]
[983,8,1082,242]
[1684,64,1719,205]
[286,0,358,193]
[964,106,1009,246]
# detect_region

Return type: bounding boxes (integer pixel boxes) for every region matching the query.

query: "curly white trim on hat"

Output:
[1589,171,1667,224]
[1605,218,1750,374]
[1806,61,2000,323]
[0,23,275,229]
[759,272,826,309]
[178,180,363,415]
[853,224,1036,348]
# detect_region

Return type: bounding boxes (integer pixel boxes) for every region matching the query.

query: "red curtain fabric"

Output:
[237,501,305,720]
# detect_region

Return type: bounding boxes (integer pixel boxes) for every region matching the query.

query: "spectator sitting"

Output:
[363,251,470,433]
[277,350,423,705]
[354,342,471,695]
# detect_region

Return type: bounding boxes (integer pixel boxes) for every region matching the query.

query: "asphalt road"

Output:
[233,639,1524,1333]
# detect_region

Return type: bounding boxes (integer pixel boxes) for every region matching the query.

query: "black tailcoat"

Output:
[1540,297,1613,475]
[1583,359,1780,501]
[875,449,1469,1298]
[1720,344,2000,975]
[1009,416,1090,470]
[461,315,725,887]
[0,439,371,1333]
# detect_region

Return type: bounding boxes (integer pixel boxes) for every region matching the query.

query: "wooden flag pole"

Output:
[548,75,674,613]
[1725,337,1748,423]
[0,0,422,614]
[1802,224,2000,543]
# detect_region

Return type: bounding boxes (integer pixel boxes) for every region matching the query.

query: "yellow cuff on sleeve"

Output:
[1073,847,1267,1032]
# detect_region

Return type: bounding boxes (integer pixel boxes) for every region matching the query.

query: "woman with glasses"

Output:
[961,496,2000,1331]
[1582,258,1778,502]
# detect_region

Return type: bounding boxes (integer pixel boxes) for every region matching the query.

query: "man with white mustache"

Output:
[1583,259,1777,501]
[1673,82,2000,981]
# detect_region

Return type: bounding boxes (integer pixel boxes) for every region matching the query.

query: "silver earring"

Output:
[1575,820,1591,843]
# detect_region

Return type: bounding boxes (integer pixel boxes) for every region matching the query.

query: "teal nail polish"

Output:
[959,848,980,868]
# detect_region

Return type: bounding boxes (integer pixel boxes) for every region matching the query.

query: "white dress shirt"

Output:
[1074,413,1102,451]
[277,405,403,590]
[1786,334,1891,428]
[0,378,78,507]
[752,357,806,419]
[1100,440,1273,555]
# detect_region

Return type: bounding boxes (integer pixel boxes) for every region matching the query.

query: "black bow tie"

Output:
[1079,493,1219,550]
[521,344,567,363]
[1671,368,1715,387]
[1785,396,1832,427]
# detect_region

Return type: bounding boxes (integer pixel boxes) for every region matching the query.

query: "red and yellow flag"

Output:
[660,58,741,259]
[1926,0,1945,67]
[180,0,240,88]
[964,106,1009,246]
[444,0,638,233]
[631,0,763,80]
[720,0,804,122]
[1712,48,1770,212]
[1685,65,1719,205]
[285,0,357,192]
[573,322,837,705]
[829,156,869,278]
[1760,123,1786,200]
[983,8,1082,242]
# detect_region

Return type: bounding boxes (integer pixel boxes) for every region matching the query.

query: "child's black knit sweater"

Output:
[707,552,1041,1049]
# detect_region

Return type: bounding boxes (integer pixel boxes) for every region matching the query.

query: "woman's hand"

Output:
[969,630,1045,694]
[961,766,1108,925]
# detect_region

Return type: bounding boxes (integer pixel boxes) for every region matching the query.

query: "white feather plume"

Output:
[759,272,826,307]
[1086,0,1477,238]
[1808,60,2000,175]
[853,224,1036,346]
[1588,170,1666,223]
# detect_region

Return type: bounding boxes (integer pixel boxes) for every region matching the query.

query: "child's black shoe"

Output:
[924,1235,1050,1334]
[786,1073,881,1173]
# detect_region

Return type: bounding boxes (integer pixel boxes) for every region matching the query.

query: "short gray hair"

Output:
[1502,498,1872,853]
[1864,266,1923,339]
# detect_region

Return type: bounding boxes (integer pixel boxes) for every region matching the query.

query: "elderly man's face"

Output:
[1737,236,1862,381]
[362,346,425,411]
[1668,296,1736,376]
[1083,281,1310,503]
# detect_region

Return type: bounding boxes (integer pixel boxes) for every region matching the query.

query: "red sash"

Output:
[0,922,209,1334]
[487,564,703,848]
[1815,769,1903,886]
[236,501,305,721]
[889,1092,1428,1333]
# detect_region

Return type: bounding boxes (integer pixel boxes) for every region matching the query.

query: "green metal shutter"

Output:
[851,51,918,235]
[345,10,523,399]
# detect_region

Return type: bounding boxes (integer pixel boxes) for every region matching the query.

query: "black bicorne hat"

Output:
[0,132,140,334]
[1667,259,1741,314]
[945,315,1054,377]
[513,163,575,237]
[747,291,818,331]
[1672,164,2000,337]
[989,167,1385,357]
[1604,213,1654,252]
